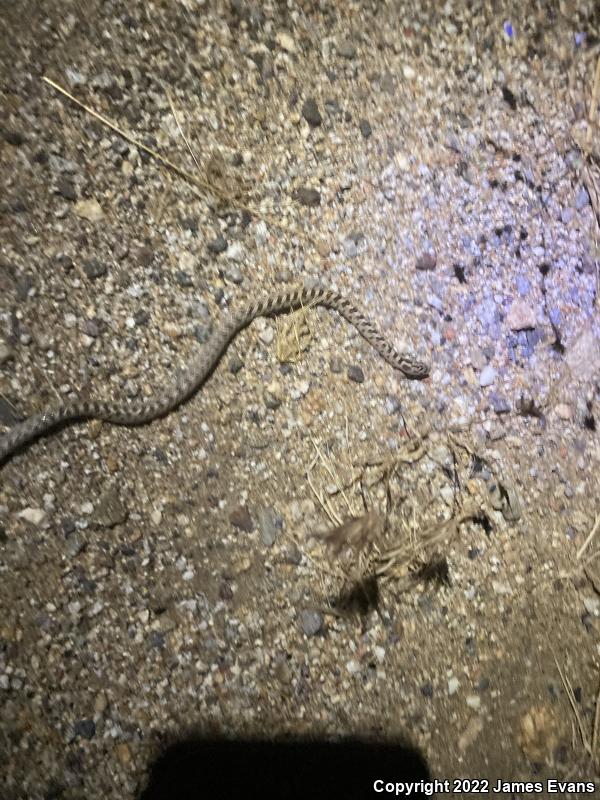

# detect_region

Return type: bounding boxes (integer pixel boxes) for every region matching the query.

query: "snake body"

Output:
[0,284,429,464]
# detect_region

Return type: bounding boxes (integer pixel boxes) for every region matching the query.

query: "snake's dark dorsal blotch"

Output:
[0,285,429,463]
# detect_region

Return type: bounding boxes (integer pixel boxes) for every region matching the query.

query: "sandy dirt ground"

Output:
[1,1,600,798]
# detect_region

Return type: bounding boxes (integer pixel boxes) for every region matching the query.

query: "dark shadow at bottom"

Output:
[137,736,431,800]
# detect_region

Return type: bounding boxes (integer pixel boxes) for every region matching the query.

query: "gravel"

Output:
[1,1,600,797]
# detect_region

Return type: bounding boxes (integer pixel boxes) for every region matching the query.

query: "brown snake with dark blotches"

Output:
[0,284,429,464]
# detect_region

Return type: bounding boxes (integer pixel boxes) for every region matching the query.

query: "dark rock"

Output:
[82,258,107,279]
[348,365,364,383]
[134,310,150,327]
[56,177,77,201]
[15,271,34,299]
[229,355,243,374]
[83,319,101,337]
[229,505,254,532]
[219,581,234,601]
[294,187,321,207]
[181,215,199,233]
[2,128,26,146]
[149,631,166,650]
[175,271,193,287]
[73,719,95,740]
[302,97,322,127]
[359,119,372,138]
[284,543,302,565]
[58,518,75,539]
[56,253,74,271]
[208,235,228,254]
[502,85,517,110]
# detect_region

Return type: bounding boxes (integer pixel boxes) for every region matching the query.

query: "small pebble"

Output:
[294,187,321,207]
[506,300,536,331]
[0,342,14,365]
[347,365,364,383]
[330,356,343,374]
[337,40,357,59]
[555,403,572,420]
[489,392,510,414]
[584,597,600,616]
[56,178,77,201]
[479,365,496,387]
[415,251,437,271]
[17,508,46,526]
[258,507,281,546]
[83,258,107,279]
[115,743,131,766]
[229,355,243,374]
[343,239,358,258]
[208,235,228,254]
[258,327,274,346]
[226,266,243,284]
[359,119,373,138]
[74,198,104,222]
[302,97,322,127]
[226,242,245,262]
[276,31,296,53]
[466,695,481,710]
[575,187,589,210]
[73,719,96,740]
[229,505,254,532]
[299,609,323,636]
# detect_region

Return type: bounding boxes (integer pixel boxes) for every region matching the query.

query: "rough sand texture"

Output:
[1,1,600,798]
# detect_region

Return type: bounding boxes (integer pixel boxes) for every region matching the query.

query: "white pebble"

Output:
[17,507,47,526]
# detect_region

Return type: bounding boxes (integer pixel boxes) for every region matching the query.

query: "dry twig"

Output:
[554,654,592,758]
[42,76,295,235]
[577,512,600,561]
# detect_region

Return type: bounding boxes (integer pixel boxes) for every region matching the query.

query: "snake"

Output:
[0,284,429,464]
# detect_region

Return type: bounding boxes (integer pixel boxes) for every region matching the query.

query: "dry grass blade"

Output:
[276,310,313,364]
[306,467,341,527]
[554,654,592,757]
[310,437,356,518]
[43,76,215,194]
[375,501,483,580]
[165,88,202,174]
[0,393,22,419]
[42,76,296,236]
[585,54,600,155]
[321,511,383,557]
[577,512,600,561]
